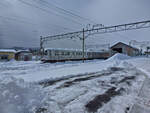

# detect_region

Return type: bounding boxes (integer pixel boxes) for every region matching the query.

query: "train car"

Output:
[41,48,110,63]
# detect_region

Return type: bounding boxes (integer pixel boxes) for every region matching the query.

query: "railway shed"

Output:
[111,42,140,56]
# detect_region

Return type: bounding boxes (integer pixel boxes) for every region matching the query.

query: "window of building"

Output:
[1,55,8,60]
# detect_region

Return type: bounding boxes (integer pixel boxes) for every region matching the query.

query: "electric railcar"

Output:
[41,48,110,63]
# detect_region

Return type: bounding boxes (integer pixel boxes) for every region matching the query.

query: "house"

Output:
[15,50,32,61]
[111,42,139,56]
[0,49,16,61]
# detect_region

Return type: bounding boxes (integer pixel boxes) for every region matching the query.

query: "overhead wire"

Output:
[0,1,80,32]
[0,15,75,32]
[18,0,84,26]
[1,0,135,48]
[1,0,89,48]
[1,0,95,36]
[38,0,96,24]
[88,23,134,44]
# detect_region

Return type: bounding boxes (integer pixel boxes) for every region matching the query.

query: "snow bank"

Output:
[0,54,131,83]
[107,53,131,61]
[0,76,45,113]
[4,60,114,83]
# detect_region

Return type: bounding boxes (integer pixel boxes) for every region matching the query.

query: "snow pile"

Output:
[107,53,131,61]
[0,77,45,113]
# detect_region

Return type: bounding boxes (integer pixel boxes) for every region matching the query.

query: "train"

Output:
[41,48,111,63]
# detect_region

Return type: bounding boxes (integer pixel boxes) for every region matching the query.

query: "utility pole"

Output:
[82,28,85,63]
[40,36,44,59]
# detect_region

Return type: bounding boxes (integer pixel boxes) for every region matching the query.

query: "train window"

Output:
[73,52,76,55]
[76,52,78,55]
[67,52,70,55]
[55,50,59,56]
[61,52,64,55]
[65,51,67,55]
[49,50,51,56]
[64,52,70,56]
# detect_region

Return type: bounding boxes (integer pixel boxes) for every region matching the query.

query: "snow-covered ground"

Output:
[0,54,150,113]
[126,57,150,77]
[0,54,130,83]
[0,59,112,82]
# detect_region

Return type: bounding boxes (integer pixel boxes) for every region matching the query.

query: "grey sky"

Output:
[0,0,150,48]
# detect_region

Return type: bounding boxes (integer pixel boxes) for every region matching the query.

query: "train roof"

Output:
[45,48,82,51]
[44,48,110,53]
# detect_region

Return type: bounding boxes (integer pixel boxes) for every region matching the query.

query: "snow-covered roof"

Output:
[111,42,139,51]
[15,50,30,53]
[0,49,16,53]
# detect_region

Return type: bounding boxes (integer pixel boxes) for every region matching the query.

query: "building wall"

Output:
[111,44,139,56]
[0,52,15,60]
[126,47,133,56]
[16,53,32,61]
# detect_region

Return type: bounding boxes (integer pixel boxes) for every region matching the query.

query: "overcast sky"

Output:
[0,0,150,48]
